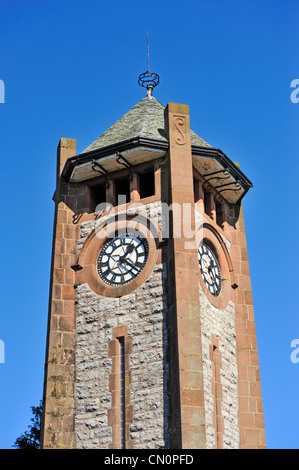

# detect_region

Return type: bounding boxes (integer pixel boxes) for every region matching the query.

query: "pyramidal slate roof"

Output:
[81,95,211,154]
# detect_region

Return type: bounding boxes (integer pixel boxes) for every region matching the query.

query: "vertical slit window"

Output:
[204,191,211,217]
[139,169,155,199]
[89,183,106,212]
[115,178,130,205]
[216,202,224,227]
[212,345,219,449]
[119,337,125,449]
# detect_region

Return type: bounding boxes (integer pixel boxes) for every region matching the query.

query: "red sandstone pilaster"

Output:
[164,103,206,449]
[41,138,77,449]
[230,202,266,448]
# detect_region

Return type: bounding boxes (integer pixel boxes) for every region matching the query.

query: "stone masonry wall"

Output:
[74,201,170,448]
[199,217,239,448]
[75,264,169,449]
[199,292,239,448]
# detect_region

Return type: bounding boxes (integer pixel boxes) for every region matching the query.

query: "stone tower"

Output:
[41,79,266,449]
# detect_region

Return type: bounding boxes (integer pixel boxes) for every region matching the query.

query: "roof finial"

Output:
[138,31,160,97]
[147,30,150,73]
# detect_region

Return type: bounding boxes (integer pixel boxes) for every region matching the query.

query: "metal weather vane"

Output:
[138,31,160,96]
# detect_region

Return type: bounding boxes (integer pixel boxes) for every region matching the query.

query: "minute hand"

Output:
[122,258,141,272]
[208,263,218,283]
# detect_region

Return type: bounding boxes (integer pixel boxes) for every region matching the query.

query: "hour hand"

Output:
[124,244,134,258]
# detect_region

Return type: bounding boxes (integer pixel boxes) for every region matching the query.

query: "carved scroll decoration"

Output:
[174,115,186,146]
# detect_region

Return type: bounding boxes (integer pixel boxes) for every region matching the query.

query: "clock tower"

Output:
[41,72,266,449]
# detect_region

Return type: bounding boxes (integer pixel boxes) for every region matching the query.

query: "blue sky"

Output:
[0,0,298,449]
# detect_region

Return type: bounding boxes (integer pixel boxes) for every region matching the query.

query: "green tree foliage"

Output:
[13,402,42,449]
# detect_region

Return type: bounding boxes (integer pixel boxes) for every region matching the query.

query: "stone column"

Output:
[229,202,266,448]
[41,138,78,449]
[164,103,206,448]
[130,172,140,202]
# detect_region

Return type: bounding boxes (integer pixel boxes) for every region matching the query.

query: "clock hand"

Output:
[119,244,134,263]
[120,257,141,272]
[202,257,211,271]
[209,268,215,282]
[201,258,207,268]
[201,257,211,280]
[208,265,218,285]
[121,257,134,268]
[124,244,134,257]
[111,244,133,263]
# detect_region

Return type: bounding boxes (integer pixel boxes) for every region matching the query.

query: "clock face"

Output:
[97,232,149,286]
[198,241,222,297]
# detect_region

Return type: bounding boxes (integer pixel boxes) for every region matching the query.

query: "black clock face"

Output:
[198,241,222,297]
[97,232,149,286]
